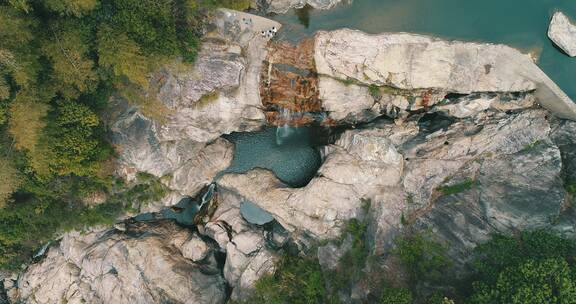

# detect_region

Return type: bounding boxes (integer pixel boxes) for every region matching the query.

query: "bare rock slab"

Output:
[548,11,576,57]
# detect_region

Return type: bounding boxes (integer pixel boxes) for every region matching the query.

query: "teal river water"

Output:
[227,0,576,190]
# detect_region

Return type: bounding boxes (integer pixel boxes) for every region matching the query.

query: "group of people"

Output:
[241,17,253,26]
[238,15,278,39]
[261,26,278,38]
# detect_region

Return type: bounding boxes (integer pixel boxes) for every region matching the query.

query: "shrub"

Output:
[393,232,450,284]
[468,230,576,303]
[437,179,475,195]
[381,288,413,304]
[239,254,336,304]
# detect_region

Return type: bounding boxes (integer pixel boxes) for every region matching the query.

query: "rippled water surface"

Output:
[223,127,322,187]
[272,0,576,100]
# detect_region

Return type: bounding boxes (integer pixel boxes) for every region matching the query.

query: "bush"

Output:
[437,179,475,195]
[468,230,576,304]
[393,232,450,284]
[239,254,337,304]
[381,288,413,304]
[0,197,121,269]
[469,258,576,304]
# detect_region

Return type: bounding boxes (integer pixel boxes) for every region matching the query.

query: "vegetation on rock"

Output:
[468,230,576,304]
[437,178,475,195]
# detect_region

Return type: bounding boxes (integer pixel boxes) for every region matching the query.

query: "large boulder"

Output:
[200,188,281,301]
[548,11,576,57]
[11,221,226,304]
[263,28,576,125]
[110,99,233,194]
[314,29,576,121]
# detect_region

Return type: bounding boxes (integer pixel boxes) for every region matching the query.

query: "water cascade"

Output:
[276,107,297,146]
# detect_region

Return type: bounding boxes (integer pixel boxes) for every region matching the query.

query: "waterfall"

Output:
[276,107,296,145]
[198,183,216,210]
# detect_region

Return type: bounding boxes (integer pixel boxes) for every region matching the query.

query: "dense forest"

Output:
[0,0,249,269]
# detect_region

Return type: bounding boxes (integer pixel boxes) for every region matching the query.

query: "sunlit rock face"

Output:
[23,8,576,304]
[11,221,226,304]
[548,11,576,57]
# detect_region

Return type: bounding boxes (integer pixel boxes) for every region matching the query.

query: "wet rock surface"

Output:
[548,11,576,57]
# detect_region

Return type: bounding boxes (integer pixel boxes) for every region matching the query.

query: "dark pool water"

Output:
[272,0,576,101]
[223,127,321,187]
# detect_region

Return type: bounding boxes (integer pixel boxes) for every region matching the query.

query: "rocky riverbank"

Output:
[5,7,576,304]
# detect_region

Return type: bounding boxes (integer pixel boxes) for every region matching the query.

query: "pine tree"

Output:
[7,91,49,153]
[41,22,98,99]
[97,25,150,90]
[0,156,22,208]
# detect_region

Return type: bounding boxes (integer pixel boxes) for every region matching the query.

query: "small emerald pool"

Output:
[222,126,322,188]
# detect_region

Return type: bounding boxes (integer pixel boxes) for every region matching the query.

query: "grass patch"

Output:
[217,0,251,10]
[566,183,576,194]
[369,84,381,98]
[522,140,543,152]
[437,179,475,195]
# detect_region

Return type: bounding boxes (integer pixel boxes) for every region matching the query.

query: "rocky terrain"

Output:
[549,11,576,57]
[261,0,347,14]
[4,7,576,304]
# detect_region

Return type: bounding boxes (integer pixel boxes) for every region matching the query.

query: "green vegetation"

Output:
[393,232,451,285]
[380,288,413,304]
[369,84,381,98]
[567,183,576,194]
[522,139,543,152]
[196,91,220,108]
[238,254,337,304]
[0,156,23,208]
[468,230,576,304]
[437,178,475,195]
[0,0,243,269]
